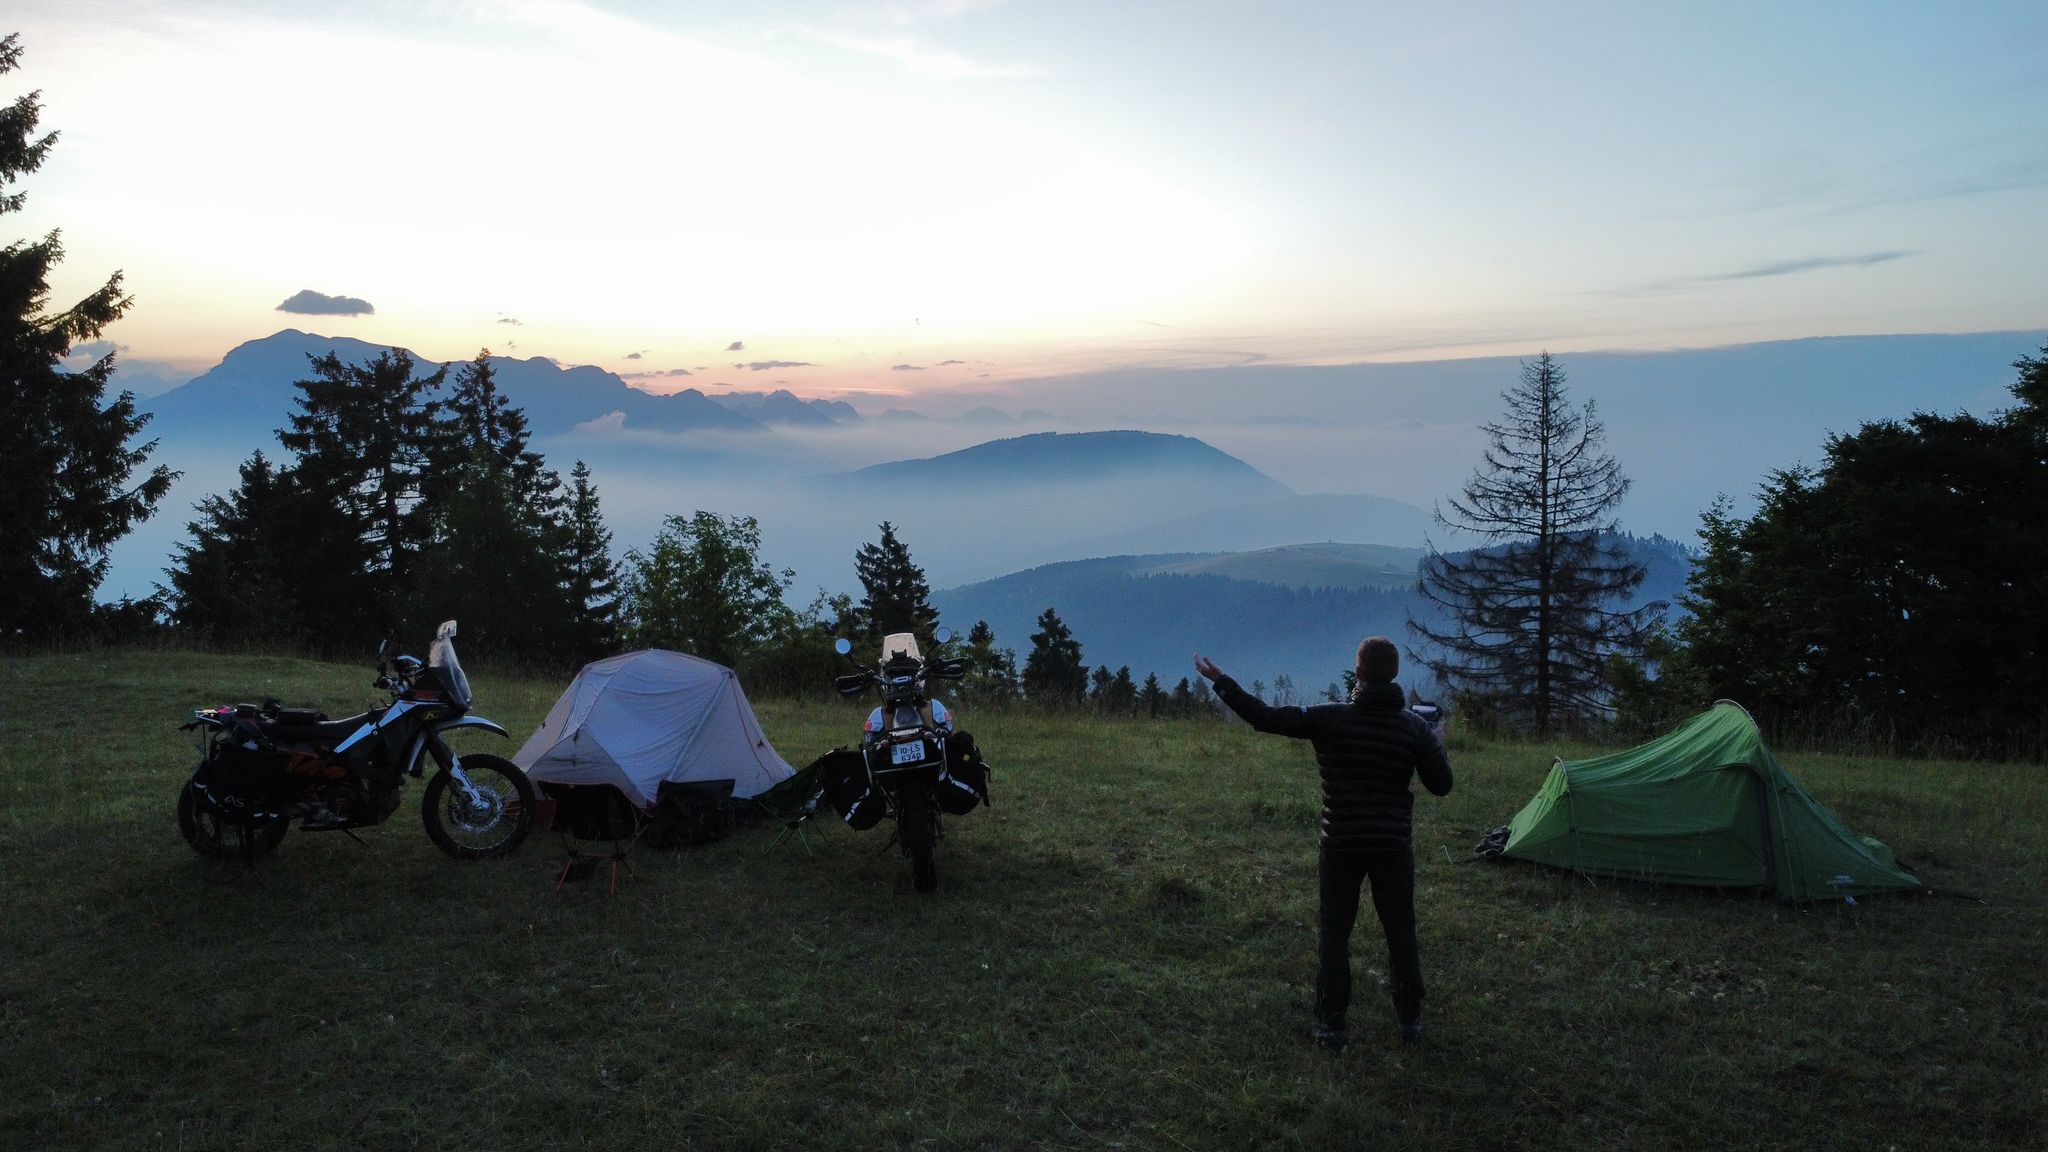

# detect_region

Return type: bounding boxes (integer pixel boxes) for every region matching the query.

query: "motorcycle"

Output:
[824,627,990,892]
[176,620,536,864]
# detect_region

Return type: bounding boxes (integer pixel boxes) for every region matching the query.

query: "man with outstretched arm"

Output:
[1195,637,1452,1049]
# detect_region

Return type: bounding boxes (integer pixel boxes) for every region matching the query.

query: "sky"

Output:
[12,0,2047,406]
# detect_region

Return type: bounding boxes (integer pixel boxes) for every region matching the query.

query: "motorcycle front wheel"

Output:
[177,775,288,861]
[422,754,535,860]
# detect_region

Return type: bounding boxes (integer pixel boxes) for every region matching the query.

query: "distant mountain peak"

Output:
[846,429,1293,494]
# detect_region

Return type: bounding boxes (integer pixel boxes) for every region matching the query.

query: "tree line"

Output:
[1410,347,2048,758]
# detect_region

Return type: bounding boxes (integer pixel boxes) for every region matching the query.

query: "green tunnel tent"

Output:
[1498,701,1922,902]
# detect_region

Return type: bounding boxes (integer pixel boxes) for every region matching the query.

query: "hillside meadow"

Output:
[1,649,2043,1151]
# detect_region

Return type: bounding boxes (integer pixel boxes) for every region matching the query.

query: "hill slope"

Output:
[932,534,1695,691]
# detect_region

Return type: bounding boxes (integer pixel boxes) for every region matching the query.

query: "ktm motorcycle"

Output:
[822,627,990,892]
[176,620,536,863]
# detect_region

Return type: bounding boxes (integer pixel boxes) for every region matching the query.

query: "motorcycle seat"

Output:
[265,712,374,746]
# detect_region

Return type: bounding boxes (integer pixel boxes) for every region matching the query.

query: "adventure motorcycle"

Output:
[176,620,536,863]
[823,628,990,892]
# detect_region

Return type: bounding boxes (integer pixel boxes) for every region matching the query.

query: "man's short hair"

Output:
[1356,636,1399,684]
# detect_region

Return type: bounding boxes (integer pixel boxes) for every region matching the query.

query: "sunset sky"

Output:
[13,1,2047,401]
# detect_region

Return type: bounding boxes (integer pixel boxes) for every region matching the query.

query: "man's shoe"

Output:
[1395,1006,1424,1045]
[1311,1023,1347,1052]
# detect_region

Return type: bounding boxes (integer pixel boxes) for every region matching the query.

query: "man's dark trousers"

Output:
[1315,846,1422,1031]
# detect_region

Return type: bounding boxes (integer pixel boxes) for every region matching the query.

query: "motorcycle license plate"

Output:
[890,739,926,765]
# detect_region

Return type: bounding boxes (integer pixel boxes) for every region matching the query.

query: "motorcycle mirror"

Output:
[376,638,388,673]
[834,637,853,656]
[933,626,953,645]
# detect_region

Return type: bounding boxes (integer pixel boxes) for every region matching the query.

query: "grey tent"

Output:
[514,650,794,807]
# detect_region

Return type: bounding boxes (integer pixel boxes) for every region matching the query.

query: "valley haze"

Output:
[109,327,2041,685]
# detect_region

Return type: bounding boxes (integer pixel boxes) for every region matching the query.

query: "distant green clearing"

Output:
[1,650,2042,1150]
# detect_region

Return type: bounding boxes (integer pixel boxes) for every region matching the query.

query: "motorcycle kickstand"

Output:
[878,828,901,856]
[343,829,369,847]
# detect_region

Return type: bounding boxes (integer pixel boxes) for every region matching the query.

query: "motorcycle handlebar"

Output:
[834,672,873,697]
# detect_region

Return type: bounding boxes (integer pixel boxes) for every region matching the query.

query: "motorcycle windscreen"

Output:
[429,620,472,709]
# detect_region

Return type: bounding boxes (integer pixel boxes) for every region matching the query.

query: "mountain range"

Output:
[141,330,766,442]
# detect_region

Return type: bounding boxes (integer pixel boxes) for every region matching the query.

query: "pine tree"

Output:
[1171,676,1196,717]
[160,451,300,645]
[417,348,571,662]
[852,521,939,646]
[1022,606,1087,707]
[277,348,452,637]
[445,348,553,502]
[1140,672,1165,718]
[0,34,175,638]
[1409,352,1661,735]
[554,460,620,661]
[1088,665,1115,710]
[960,619,1021,705]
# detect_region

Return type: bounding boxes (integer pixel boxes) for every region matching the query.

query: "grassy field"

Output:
[2,649,2043,1151]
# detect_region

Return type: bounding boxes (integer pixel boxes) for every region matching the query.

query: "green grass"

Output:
[2,649,2044,1151]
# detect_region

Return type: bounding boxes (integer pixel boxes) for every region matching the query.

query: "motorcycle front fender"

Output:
[435,715,509,739]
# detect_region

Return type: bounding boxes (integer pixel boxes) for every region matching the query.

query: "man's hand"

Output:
[1193,654,1224,683]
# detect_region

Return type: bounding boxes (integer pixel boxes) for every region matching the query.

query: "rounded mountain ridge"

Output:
[849,430,1292,494]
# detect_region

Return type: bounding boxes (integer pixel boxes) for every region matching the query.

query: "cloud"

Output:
[812,31,1035,80]
[625,351,644,360]
[498,316,523,326]
[741,360,815,371]
[70,339,118,360]
[663,368,694,376]
[892,363,925,371]
[1613,251,1916,296]
[937,359,965,366]
[727,341,745,352]
[276,289,374,316]
[1703,251,1916,281]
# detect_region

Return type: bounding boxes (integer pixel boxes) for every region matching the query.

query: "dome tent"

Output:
[514,650,794,808]
[1497,701,1923,902]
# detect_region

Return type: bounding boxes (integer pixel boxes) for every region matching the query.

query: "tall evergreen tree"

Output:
[959,619,1021,705]
[1088,665,1115,710]
[0,34,175,638]
[1022,606,1087,707]
[418,348,572,661]
[160,451,300,645]
[554,460,620,661]
[852,521,939,645]
[444,348,553,502]
[1140,672,1166,718]
[1409,352,1661,735]
[277,348,451,636]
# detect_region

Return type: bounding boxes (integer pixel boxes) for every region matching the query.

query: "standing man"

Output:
[1195,638,1452,1049]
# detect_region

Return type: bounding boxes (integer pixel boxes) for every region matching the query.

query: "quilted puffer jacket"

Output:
[1213,677,1453,853]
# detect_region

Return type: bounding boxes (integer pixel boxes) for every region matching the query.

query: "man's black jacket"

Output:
[1212,677,1453,854]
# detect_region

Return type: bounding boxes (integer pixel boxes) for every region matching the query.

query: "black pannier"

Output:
[193,740,293,825]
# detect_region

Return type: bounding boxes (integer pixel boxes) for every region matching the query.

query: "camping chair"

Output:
[537,781,645,895]
[752,756,831,858]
